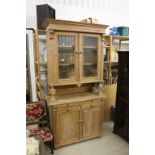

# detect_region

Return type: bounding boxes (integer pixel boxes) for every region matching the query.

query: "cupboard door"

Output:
[55,105,81,147]
[82,100,102,139]
[55,32,78,85]
[79,34,101,82]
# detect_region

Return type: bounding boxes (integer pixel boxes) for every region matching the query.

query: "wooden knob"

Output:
[90,104,93,108]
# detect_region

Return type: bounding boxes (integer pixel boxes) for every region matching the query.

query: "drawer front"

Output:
[56,104,80,112]
[81,99,101,109]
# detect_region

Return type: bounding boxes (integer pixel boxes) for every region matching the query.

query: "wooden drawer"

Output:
[56,104,80,113]
[81,99,101,109]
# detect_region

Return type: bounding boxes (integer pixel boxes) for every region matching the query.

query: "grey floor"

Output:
[46,121,129,155]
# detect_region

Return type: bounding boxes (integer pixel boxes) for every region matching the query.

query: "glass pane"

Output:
[83,36,98,77]
[58,35,75,79]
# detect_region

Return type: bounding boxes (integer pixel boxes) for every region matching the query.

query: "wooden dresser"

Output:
[44,19,108,148]
[113,51,129,142]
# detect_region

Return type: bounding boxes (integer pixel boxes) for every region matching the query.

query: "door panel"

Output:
[82,101,102,139]
[55,32,78,84]
[56,105,81,146]
[79,34,101,82]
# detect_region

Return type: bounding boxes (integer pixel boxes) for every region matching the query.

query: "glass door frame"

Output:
[55,32,79,85]
[79,33,101,83]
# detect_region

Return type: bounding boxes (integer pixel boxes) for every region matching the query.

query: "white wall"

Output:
[26,0,129,29]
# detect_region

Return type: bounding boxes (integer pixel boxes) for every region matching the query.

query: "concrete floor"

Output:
[46,121,129,155]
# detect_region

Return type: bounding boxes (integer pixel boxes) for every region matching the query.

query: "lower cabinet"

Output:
[50,99,103,148]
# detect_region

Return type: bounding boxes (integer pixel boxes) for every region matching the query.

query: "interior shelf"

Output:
[84,63,97,66]
[104,61,109,63]
[59,45,74,48]
[83,46,97,48]
[40,62,47,65]
[59,64,74,66]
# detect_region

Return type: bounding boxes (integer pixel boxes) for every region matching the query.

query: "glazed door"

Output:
[55,105,81,147]
[79,34,101,82]
[81,100,102,139]
[55,32,78,85]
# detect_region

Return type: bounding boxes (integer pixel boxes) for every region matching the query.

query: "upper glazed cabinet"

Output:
[44,19,108,86]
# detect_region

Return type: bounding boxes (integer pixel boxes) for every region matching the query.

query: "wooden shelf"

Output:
[112,36,129,41]
[40,62,47,65]
[37,29,46,34]
[104,61,109,63]
[104,35,129,41]
[111,68,118,71]
[47,92,106,105]
[104,78,109,80]
[84,63,97,66]
[59,45,74,48]
[58,50,74,53]
[40,70,47,73]
[59,64,74,66]
[104,45,110,48]
[84,46,97,48]
[111,61,118,63]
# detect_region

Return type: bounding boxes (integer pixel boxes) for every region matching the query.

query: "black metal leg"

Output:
[46,141,54,154]
[51,140,54,154]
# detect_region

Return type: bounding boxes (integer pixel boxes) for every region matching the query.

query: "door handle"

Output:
[90,104,94,108]
[66,108,70,112]
[76,52,82,54]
